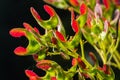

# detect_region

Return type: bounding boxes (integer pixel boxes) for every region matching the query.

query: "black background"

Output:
[0,0,120,80]
[0,0,71,80]
[0,0,46,80]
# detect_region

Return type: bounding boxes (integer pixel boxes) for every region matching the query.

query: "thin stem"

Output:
[109,62,120,69]
[106,40,115,56]
[80,39,85,58]
[114,50,120,62]
[107,38,120,67]
[47,52,60,56]
[80,39,92,68]
[82,58,92,68]
[93,45,106,64]
[107,54,113,64]
[107,38,119,55]
[107,50,120,68]
[112,53,120,67]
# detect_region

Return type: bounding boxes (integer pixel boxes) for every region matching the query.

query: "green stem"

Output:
[93,45,106,64]
[80,39,85,58]
[106,40,115,56]
[80,39,92,68]
[112,54,120,68]
[107,38,120,68]
[107,38,119,56]
[109,62,120,69]
[82,58,92,68]
[108,50,120,68]
[114,50,120,62]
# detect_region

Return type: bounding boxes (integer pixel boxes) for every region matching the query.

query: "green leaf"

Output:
[30,6,59,30]
[69,32,81,49]
[43,0,69,9]
[77,14,87,28]
[10,28,41,55]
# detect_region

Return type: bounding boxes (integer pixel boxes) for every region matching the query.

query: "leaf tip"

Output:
[44,5,55,17]
[14,46,27,55]
[9,29,25,37]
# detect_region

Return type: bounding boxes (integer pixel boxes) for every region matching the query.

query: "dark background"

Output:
[0,0,120,80]
[0,0,71,80]
[0,0,46,80]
